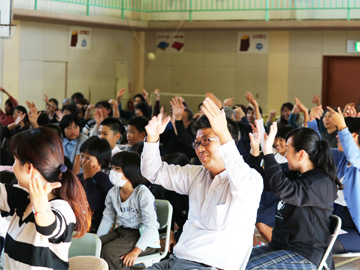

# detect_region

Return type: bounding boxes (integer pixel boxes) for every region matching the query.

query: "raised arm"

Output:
[245,92,261,120]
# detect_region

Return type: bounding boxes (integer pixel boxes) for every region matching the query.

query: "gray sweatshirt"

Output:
[97,185,160,251]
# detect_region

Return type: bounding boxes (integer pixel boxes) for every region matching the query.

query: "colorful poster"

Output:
[156,32,185,53]
[69,27,91,50]
[237,32,268,54]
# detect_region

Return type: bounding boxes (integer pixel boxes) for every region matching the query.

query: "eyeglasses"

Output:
[192,137,219,150]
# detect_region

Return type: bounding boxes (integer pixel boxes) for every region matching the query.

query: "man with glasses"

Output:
[141,97,263,270]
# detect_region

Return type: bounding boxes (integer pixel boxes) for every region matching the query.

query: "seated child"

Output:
[77,136,113,233]
[97,151,159,270]
[98,117,125,156]
[126,116,149,146]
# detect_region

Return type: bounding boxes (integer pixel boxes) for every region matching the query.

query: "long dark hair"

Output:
[286,128,343,190]
[10,127,91,237]
[111,151,146,188]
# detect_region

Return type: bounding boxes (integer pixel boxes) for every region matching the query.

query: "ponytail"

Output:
[54,168,92,238]
[286,128,343,190]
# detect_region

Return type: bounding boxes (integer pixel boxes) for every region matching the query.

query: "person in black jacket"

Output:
[246,123,342,270]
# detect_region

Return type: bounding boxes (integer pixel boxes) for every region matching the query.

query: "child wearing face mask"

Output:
[97,151,160,270]
[77,136,113,233]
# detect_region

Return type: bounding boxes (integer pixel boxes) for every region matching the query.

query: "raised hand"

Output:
[94,108,104,127]
[295,97,309,126]
[205,92,222,109]
[26,101,40,128]
[170,97,185,121]
[116,88,126,99]
[245,91,261,120]
[201,97,233,145]
[55,110,65,122]
[43,93,49,104]
[223,98,234,108]
[142,89,149,103]
[309,105,323,121]
[234,106,245,121]
[14,112,26,126]
[269,110,277,119]
[145,114,171,143]
[249,121,261,157]
[311,94,321,106]
[343,103,356,117]
[327,106,347,131]
[263,122,278,155]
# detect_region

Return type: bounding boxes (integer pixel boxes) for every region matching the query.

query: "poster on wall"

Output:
[237,32,268,54]
[69,27,91,50]
[156,32,185,53]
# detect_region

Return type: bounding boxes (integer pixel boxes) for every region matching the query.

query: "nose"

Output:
[197,143,205,152]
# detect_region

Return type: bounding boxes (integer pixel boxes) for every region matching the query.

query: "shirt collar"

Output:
[63,138,76,145]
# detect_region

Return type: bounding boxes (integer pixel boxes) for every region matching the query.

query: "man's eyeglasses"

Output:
[192,137,219,150]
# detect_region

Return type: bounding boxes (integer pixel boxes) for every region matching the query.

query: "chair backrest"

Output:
[317,215,342,270]
[68,233,102,258]
[155,199,172,230]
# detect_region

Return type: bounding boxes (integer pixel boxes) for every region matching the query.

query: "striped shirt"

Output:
[0,184,76,269]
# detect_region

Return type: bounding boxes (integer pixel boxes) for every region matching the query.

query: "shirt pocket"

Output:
[204,204,229,231]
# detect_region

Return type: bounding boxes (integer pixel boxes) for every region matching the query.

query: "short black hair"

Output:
[71,92,85,101]
[100,117,125,134]
[135,102,150,119]
[163,152,190,166]
[44,124,62,138]
[60,114,82,137]
[133,94,145,102]
[193,114,240,143]
[184,108,193,122]
[80,136,111,169]
[345,117,360,144]
[49,98,59,109]
[127,116,149,134]
[95,101,113,117]
[246,105,263,115]
[276,126,294,139]
[37,112,50,126]
[111,151,145,188]
[61,104,78,116]
[130,142,144,155]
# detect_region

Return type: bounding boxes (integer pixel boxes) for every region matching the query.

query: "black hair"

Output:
[44,124,62,138]
[13,105,29,125]
[135,102,150,119]
[133,94,145,102]
[60,114,82,137]
[111,151,145,188]
[100,117,125,134]
[193,114,240,143]
[276,126,294,139]
[95,101,113,117]
[80,136,111,169]
[163,152,190,166]
[37,112,50,126]
[281,102,294,113]
[345,117,360,144]
[127,116,149,134]
[71,92,85,101]
[61,104,78,116]
[5,99,14,114]
[286,128,343,190]
[198,102,203,111]
[49,98,59,109]
[130,142,144,156]
[246,105,263,115]
[184,108,193,122]
[76,98,89,106]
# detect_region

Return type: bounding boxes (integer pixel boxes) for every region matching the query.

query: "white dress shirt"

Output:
[141,140,263,270]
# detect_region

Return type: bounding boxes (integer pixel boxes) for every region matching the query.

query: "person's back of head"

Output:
[345,117,360,145]
[111,151,145,188]
[10,127,91,237]
[61,104,79,117]
[71,92,85,102]
[80,136,112,170]
[163,152,190,166]
[37,113,50,126]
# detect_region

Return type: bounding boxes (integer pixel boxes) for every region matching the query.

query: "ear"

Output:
[26,162,34,175]
[115,132,121,141]
[140,132,146,140]
[298,149,308,161]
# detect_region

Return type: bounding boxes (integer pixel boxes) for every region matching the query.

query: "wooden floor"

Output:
[334,256,360,270]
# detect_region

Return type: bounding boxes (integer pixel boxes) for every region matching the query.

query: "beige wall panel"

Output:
[68,45,91,64]
[114,30,135,60]
[204,31,237,53]
[235,53,268,68]
[18,60,44,105]
[88,63,116,103]
[288,67,322,107]
[44,24,69,62]
[144,66,173,92]
[203,67,235,97]
[322,31,347,55]
[90,28,116,64]
[203,52,236,67]
[289,31,322,68]
[67,62,91,100]
[173,52,203,67]
[43,62,67,110]
[19,22,45,61]
[346,31,360,40]
[172,66,204,93]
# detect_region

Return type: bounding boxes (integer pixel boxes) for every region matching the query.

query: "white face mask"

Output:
[109,170,127,187]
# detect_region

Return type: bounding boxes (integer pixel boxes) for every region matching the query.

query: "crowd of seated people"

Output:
[0,85,359,270]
